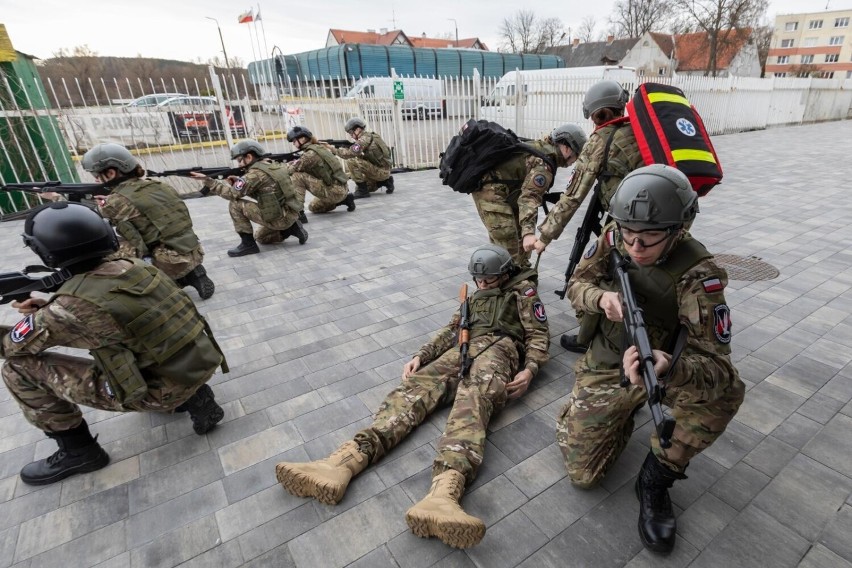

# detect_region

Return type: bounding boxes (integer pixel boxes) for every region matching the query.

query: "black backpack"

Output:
[439,120,556,194]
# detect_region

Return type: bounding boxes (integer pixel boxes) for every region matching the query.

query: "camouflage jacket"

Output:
[204,161,277,201]
[331,131,391,168]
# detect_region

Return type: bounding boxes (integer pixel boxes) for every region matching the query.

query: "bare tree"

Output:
[670,0,768,76]
[538,17,567,50]
[751,22,773,76]
[577,16,598,43]
[499,10,566,53]
[609,0,672,38]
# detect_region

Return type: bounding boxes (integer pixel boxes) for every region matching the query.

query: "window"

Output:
[808,20,824,29]
[774,72,787,77]
[829,36,844,45]
[835,17,849,27]
[814,71,835,78]
[777,55,790,64]
[847,71,852,79]
[785,22,798,31]
[801,54,815,64]
[781,39,794,47]
[825,53,839,62]
[658,67,666,75]
[803,37,818,47]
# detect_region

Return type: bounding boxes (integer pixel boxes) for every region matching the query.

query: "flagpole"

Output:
[249,16,267,100]
[257,4,275,97]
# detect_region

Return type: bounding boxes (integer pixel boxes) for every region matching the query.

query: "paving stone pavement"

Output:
[1,120,851,568]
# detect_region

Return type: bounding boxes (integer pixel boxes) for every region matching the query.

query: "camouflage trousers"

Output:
[115,240,204,280]
[2,352,201,433]
[556,354,745,487]
[354,335,519,483]
[346,157,391,190]
[471,182,530,269]
[290,172,348,213]
[228,199,299,244]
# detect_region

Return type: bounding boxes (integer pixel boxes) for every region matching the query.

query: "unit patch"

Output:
[233,177,247,192]
[351,143,362,153]
[533,174,547,188]
[533,301,547,322]
[702,277,723,293]
[713,304,732,344]
[584,240,598,259]
[10,314,35,343]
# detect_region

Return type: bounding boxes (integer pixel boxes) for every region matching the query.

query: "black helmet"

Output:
[230,139,266,159]
[287,126,313,142]
[551,123,588,156]
[81,143,139,174]
[609,164,698,230]
[344,117,367,133]
[582,80,630,119]
[468,244,515,278]
[23,202,119,268]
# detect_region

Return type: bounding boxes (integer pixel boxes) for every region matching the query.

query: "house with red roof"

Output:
[325,28,488,50]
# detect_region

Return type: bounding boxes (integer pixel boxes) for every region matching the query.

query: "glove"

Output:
[199,186,211,197]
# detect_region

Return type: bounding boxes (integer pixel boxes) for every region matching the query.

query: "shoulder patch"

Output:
[533,301,547,322]
[533,174,547,188]
[351,143,362,153]
[523,286,537,297]
[10,314,36,343]
[702,277,723,293]
[713,304,732,344]
[233,177,247,191]
[584,240,598,259]
[606,230,616,247]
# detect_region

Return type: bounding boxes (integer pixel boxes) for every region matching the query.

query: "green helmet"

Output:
[609,164,698,230]
[582,80,630,119]
[23,202,119,269]
[287,126,313,142]
[344,117,366,133]
[230,139,266,159]
[81,143,139,174]
[468,244,515,278]
[551,123,588,156]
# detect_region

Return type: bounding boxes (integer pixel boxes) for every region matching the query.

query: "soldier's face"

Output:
[619,225,676,266]
[473,275,502,290]
[558,145,577,165]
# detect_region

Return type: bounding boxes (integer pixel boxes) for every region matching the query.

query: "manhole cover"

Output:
[712,254,780,281]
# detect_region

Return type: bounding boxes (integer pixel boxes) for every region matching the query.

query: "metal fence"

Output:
[2,65,851,216]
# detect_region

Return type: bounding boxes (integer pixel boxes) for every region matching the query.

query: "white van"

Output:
[345,77,444,119]
[480,66,638,136]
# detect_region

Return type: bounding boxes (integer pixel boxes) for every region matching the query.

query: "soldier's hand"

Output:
[11,296,47,315]
[506,368,533,398]
[189,172,210,181]
[403,356,421,379]
[599,291,623,322]
[532,238,547,254]
[522,234,539,252]
[623,346,672,386]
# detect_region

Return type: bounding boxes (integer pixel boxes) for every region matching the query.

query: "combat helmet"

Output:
[609,164,698,231]
[344,117,367,134]
[287,126,313,142]
[468,244,515,278]
[551,123,588,156]
[23,202,119,269]
[230,139,266,160]
[582,80,630,119]
[81,143,139,174]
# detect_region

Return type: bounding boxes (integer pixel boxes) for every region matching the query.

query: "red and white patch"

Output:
[10,314,35,343]
[606,230,616,247]
[233,177,247,191]
[351,143,362,153]
[533,301,547,322]
[523,287,537,297]
[713,304,732,344]
[702,278,723,293]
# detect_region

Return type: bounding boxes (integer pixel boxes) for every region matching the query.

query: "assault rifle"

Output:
[0,181,110,202]
[554,187,605,300]
[320,139,352,149]
[457,283,471,379]
[147,151,304,180]
[610,248,676,448]
[0,267,73,305]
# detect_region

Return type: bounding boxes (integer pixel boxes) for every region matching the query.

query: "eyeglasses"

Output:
[473,275,500,286]
[618,225,675,249]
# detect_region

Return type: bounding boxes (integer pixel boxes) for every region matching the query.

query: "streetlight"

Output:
[205,16,231,69]
[447,18,458,47]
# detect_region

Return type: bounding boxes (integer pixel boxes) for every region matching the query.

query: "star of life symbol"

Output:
[676,118,696,136]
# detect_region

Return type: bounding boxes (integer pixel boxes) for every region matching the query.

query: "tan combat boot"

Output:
[405,469,486,548]
[275,440,368,505]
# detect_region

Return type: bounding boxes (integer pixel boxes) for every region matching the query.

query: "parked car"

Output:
[158,96,246,141]
[125,93,187,107]
[344,77,445,120]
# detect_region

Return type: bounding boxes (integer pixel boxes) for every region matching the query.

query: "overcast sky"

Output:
[0,0,840,64]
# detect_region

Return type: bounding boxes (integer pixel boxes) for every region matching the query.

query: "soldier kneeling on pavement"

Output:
[276,244,549,549]
[191,139,308,257]
[286,126,356,214]
[556,165,745,554]
[80,143,215,299]
[325,117,394,199]
[1,202,228,485]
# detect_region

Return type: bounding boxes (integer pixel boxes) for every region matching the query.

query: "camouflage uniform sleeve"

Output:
[517,156,555,238]
[288,148,321,174]
[1,295,124,358]
[203,168,263,201]
[566,228,614,314]
[537,131,605,245]
[99,192,147,256]
[665,259,738,400]
[414,312,461,365]
[333,133,368,160]
[515,280,550,377]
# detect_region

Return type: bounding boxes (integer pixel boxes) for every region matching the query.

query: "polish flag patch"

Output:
[10,314,35,343]
[606,231,616,247]
[702,278,723,293]
[523,287,537,297]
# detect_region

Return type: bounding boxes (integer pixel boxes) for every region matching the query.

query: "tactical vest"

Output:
[578,233,711,366]
[489,141,557,207]
[248,161,301,221]
[596,121,644,208]
[468,269,537,342]
[361,132,392,168]
[114,179,198,253]
[57,260,227,403]
[303,143,349,186]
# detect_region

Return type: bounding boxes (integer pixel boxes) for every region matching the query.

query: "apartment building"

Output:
[766,9,852,78]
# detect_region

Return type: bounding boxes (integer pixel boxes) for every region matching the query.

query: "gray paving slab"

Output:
[1,120,852,566]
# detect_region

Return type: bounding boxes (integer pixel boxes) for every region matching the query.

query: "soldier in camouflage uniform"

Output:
[527,81,646,353]
[1,202,228,485]
[275,245,550,549]
[287,126,356,214]
[191,139,308,257]
[556,165,745,554]
[81,143,215,300]
[473,123,587,269]
[325,117,394,198]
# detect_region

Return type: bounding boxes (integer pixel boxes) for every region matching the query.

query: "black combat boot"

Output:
[382,176,395,194]
[20,421,110,485]
[183,265,215,300]
[353,182,371,199]
[342,192,356,212]
[298,210,309,224]
[228,232,260,257]
[560,334,589,354]
[176,384,225,435]
[635,452,686,553]
[281,219,308,245]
